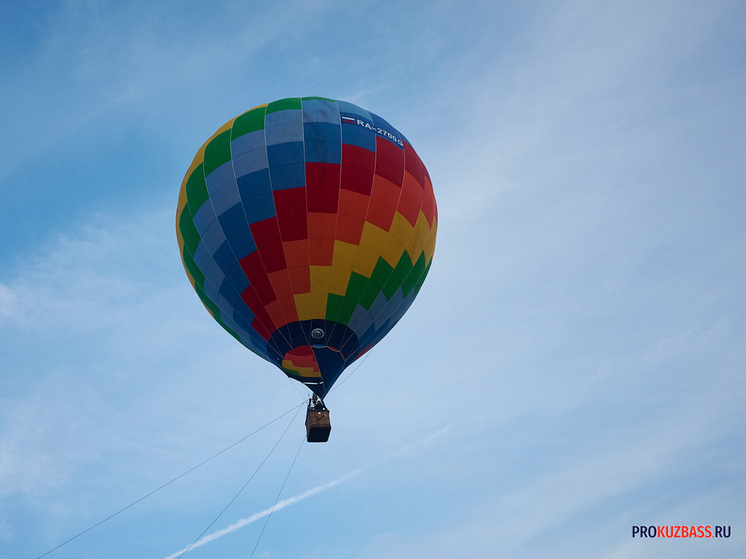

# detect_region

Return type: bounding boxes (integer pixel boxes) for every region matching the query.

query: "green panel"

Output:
[266,97,302,113]
[193,282,241,343]
[382,251,414,300]
[232,106,266,138]
[325,293,344,322]
[402,252,427,297]
[178,208,201,256]
[302,96,335,102]
[414,259,433,295]
[203,129,232,177]
[360,257,394,308]
[344,271,369,303]
[185,164,209,215]
[325,293,358,325]
[182,246,205,288]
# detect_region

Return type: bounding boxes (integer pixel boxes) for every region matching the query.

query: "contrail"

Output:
[164,469,361,559]
[165,425,451,559]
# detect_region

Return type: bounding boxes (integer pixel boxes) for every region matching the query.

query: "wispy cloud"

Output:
[164,469,361,559]
[165,426,451,558]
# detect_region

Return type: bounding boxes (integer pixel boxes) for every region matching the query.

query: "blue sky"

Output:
[1,1,745,558]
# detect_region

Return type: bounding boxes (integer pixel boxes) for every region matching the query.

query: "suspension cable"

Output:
[174,404,302,559]
[249,434,305,558]
[35,403,304,559]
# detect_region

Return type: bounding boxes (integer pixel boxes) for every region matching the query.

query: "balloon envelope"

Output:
[176,97,437,397]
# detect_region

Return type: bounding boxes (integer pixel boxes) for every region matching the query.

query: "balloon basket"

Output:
[305,398,331,443]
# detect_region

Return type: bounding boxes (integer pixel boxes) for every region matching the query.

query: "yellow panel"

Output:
[352,247,378,277]
[389,212,415,248]
[282,362,321,378]
[329,265,352,295]
[404,212,424,258]
[358,222,389,256]
[415,212,431,253]
[423,218,438,262]
[380,234,406,268]
[293,292,314,321]
[184,117,237,181]
[332,240,358,269]
[309,266,331,317]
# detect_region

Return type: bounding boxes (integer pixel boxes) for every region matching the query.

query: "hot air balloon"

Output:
[176,97,437,441]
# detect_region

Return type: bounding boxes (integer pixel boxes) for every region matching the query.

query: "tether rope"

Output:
[174,404,302,559]
[35,403,304,559]
[249,434,305,558]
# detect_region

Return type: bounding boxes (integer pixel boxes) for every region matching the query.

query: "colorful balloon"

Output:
[176,97,437,398]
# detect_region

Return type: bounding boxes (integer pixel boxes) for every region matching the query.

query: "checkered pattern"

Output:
[176,97,437,397]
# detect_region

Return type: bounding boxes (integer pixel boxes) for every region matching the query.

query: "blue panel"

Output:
[205,160,235,194]
[231,130,265,157]
[203,259,225,298]
[305,140,341,164]
[304,122,340,143]
[336,101,372,121]
[370,112,405,148]
[341,121,376,151]
[267,142,304,166]
[193,240,211,275]
[233,312,255,336]
[224,260,250,293]
[203,272,220,306]
[266,110,303,145]
[268,163,305,191]
[212,240,238,275]
[201,218,227,254]
[243,191,276,223]
[369,112,398,134]
[210,182,241,216]
[218,278,243,307]
[192,200,217,237]
[218,203,248,238]
[237,168,272,199]
[266,108,302,127]
[304,122,341,163]
[302,99,339,124]
[233,147,268,178]
[226,226,257,259]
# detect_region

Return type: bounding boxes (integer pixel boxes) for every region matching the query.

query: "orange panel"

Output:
[288,266,311,293]
[307,212,337,240]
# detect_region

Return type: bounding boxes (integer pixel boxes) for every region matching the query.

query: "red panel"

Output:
[341,144,375,195]
[277,295,299,323]
[404,142,425,187]
[258,243,286,274]
[250,218,287,273]
[308,238,334,266]
[264,299,286,329]
[273,187,306,216]
[277,212,308,242]
[250,317,272,341]
[335,214,365,245]
[308,212,336,240]
[397,173,424,227]
[288,266,311,293]
[337,189,369,219]
[241,285,274,340]
[366,176,400,231]
[268,269,294,299]
[420,180,437,227]
[283,239,310,268]
[375,136,404,186]
[306,162,340,213]
[239,252,276,304]
[250,217,283,248]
